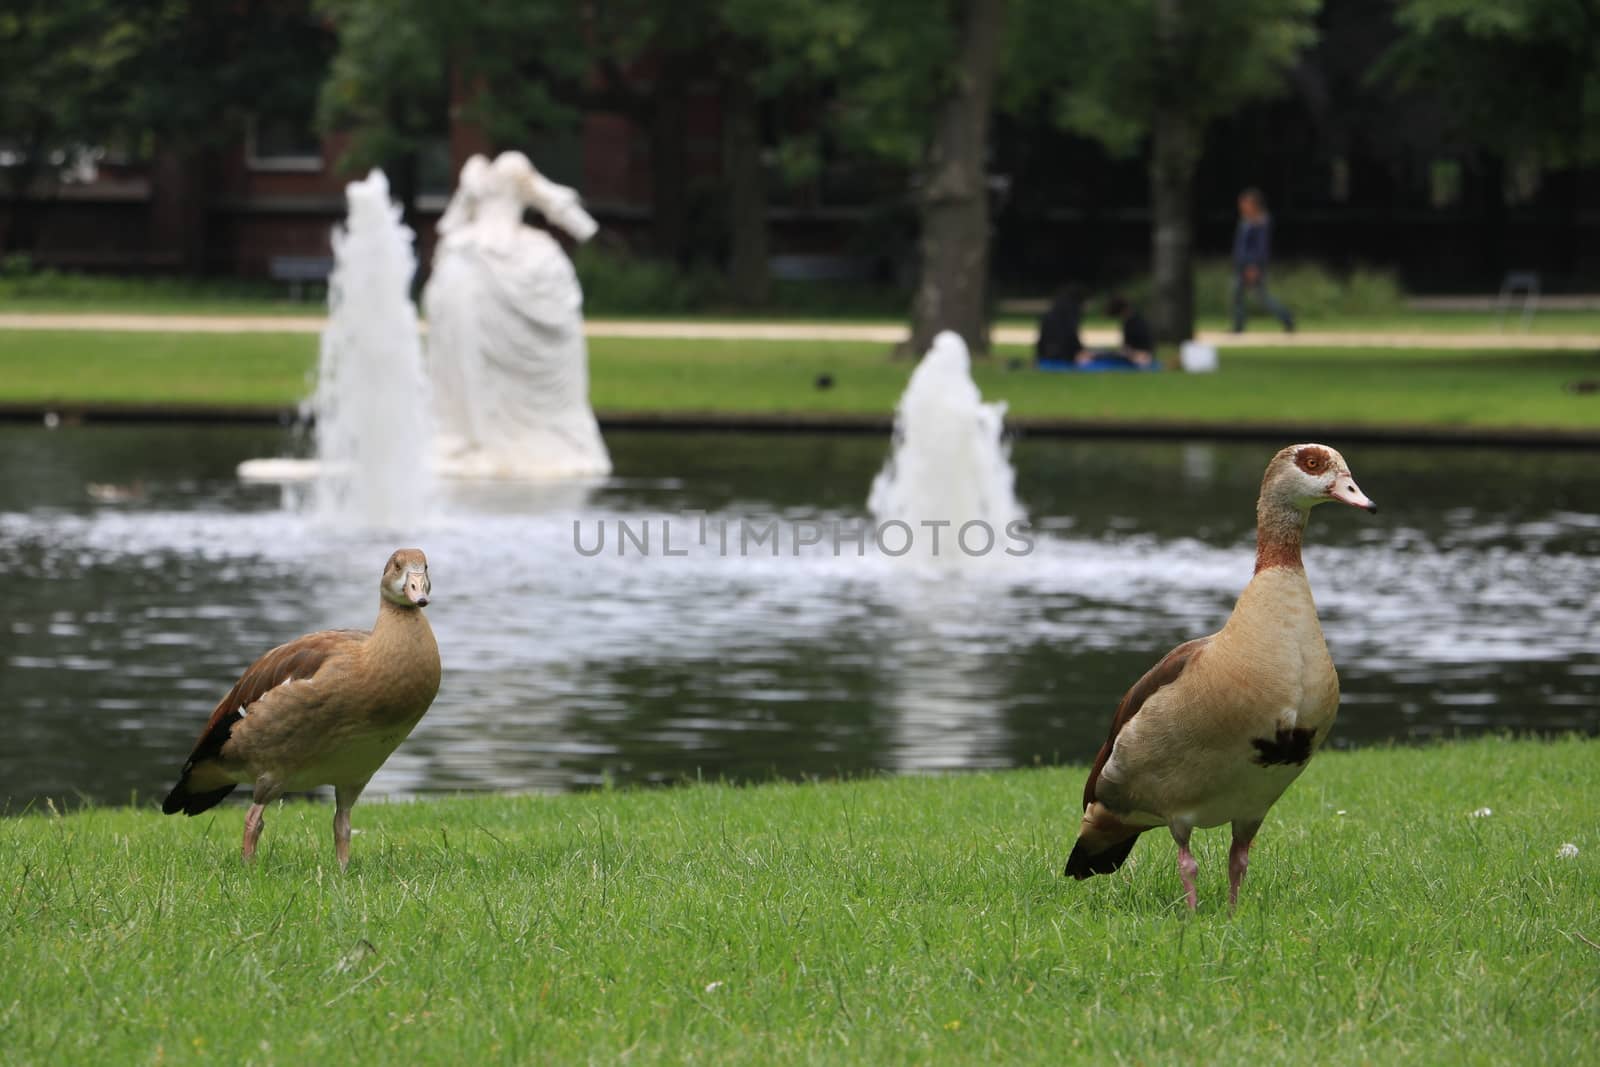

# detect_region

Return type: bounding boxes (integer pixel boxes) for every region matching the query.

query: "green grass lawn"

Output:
[1,736,1594,1064]
[3,328,1599,431]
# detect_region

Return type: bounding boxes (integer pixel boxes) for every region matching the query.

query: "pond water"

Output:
[2,425,1596,809]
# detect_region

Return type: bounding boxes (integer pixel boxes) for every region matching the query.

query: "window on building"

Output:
[1330,156,1350,203]
[418,137,454,199]
[1506,156,1541,206]
[246,115,324,172]
[1429,159,1462,209]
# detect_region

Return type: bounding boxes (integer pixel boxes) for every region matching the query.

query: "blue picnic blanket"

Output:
[1037,357,1158,373]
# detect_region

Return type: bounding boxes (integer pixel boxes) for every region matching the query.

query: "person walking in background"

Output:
[1232,187,1295,333]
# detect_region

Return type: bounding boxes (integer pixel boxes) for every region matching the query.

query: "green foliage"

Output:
[0,738,1595,1063]
[0,0,142,180]
[828,0,966,167]
[573,247,906,317]
[1118,259,1407,320]
[0,1,334,181]
[314,0,452,177]
[1382,0,1600,165]
[573,247,727,315]
[0,267,288,305]
[122,1,335,148]
[431,3,586,149]
[1008,0,1321,152]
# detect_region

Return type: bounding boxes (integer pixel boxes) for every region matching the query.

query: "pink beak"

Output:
[1328,474,1377,514]
[404,570,431,607]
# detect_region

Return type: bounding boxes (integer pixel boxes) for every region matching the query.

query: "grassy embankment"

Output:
[2,328,1598,430]
[3,256,1598,332]
[0,736,1594,1063]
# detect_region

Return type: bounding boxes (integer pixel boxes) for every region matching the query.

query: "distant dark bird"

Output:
[815,373,835,390]
[1565,380,1599,395]
[163,550,442,869]
[1065,444,1377,910]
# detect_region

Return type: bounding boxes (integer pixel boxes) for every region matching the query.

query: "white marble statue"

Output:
[423,151,611,478]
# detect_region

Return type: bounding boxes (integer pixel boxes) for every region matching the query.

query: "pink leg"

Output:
[333,783,366,871]
[242,778,282,865]
[241,803,266,863]
[1229,821,1261,911]
[333,807,352,871]
[1170,824,1199,912]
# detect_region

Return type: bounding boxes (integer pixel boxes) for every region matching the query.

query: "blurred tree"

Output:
[579,0,879,303]
[315,0,453,229]
[129,1,336,270]
[715,0,894,306]
[1384,0,1599,165]
[316,0,773,297]
[1,1,333,258]
[0,0,139,252]
[775,0,1007,353]
[1010,0,1319,342]
[1382,0,1599,277]
[128,1,335,147]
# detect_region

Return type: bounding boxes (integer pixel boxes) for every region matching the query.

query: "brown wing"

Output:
[1082,635,1212,810]
[184,629,367,766]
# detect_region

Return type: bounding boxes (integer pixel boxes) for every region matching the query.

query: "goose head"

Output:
[381,549,432,608]
[1262,443,1377,516]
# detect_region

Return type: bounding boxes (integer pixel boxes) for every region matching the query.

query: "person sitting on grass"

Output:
[1035,284,1092,366]
[1092,294,1155,368]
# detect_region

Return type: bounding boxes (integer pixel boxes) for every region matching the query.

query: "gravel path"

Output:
[0,312,1594,349]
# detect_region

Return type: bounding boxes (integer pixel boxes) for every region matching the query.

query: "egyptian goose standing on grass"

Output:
[1065,445,1376,910]
[162,549,441,869]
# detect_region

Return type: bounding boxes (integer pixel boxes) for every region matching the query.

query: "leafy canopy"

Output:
[1007,0,1320,155]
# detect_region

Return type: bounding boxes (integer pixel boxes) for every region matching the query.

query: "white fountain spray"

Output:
[868,331,1024,565]
[309,170,434,527]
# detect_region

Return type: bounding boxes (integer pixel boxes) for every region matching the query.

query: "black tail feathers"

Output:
[1064,831,1143,880]
[162,775,236,816]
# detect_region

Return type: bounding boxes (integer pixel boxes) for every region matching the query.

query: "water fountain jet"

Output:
[868,331,1024,566]
[238,170,433,528]
[239,152,610,502]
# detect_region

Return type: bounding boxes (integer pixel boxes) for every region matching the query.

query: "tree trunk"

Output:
[907,0,1007,357]
[722,58,770,306]
[1149,0,1199,344]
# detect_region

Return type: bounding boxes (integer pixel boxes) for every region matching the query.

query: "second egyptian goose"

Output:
[1064,444,1376,910]
[162,549,442,869]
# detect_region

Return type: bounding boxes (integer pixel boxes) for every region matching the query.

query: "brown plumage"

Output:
[1065,444,1377,910]
[162,549,442,869]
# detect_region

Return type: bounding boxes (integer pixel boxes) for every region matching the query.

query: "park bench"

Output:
[269,255,333,300]
[1496,270,1540,332]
